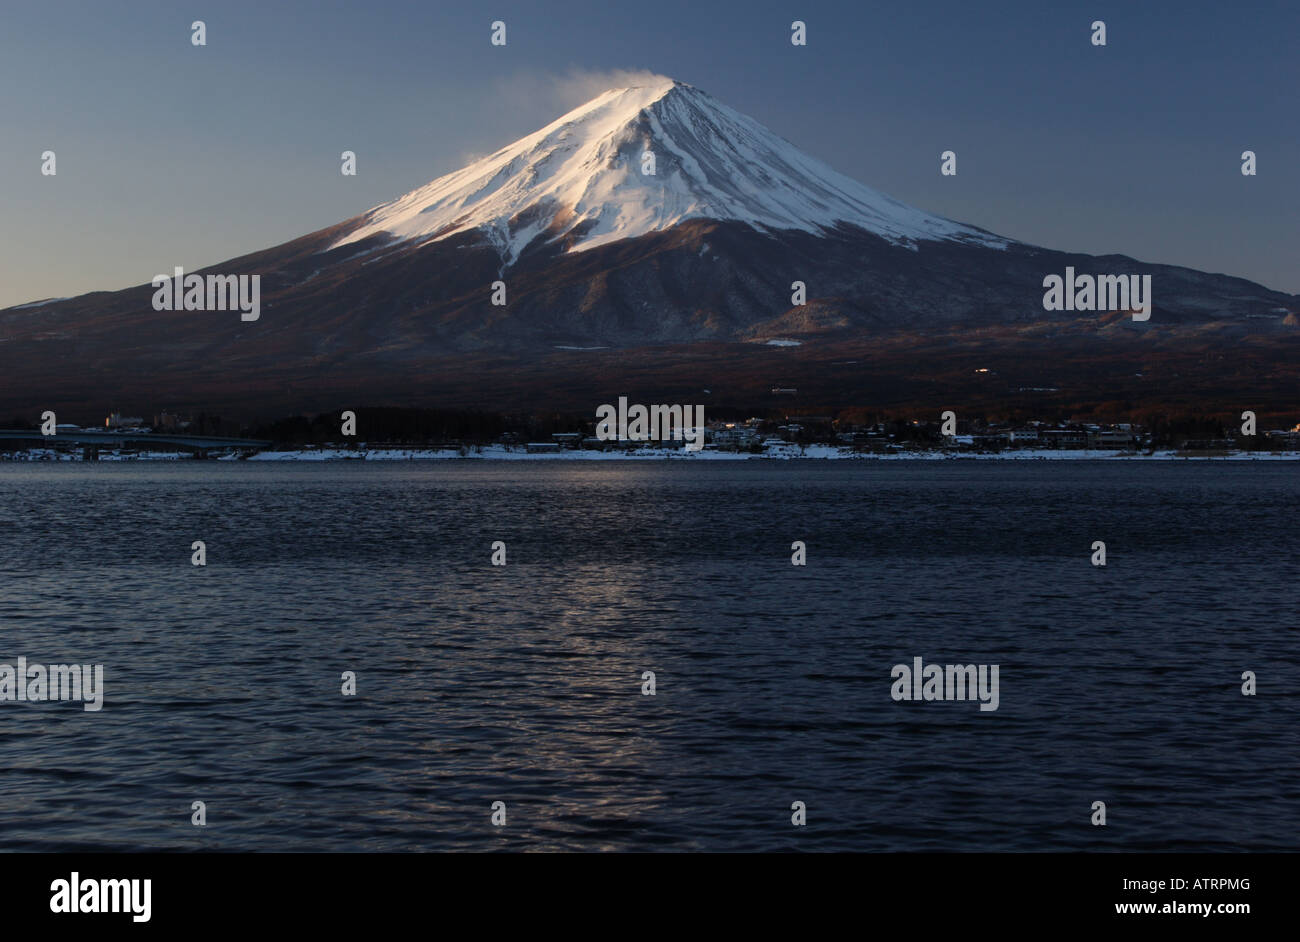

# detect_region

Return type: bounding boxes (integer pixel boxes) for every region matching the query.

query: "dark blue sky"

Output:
[2,0,1295,307]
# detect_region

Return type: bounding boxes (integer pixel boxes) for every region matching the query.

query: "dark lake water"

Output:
[0,460,1295,852]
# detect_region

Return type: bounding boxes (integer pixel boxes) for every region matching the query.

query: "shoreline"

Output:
[4,445,1300,462]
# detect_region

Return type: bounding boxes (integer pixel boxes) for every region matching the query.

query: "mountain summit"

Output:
[332,79,1007,263]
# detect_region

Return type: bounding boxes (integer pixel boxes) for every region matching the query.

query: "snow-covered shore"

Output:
[244,446,1300,461]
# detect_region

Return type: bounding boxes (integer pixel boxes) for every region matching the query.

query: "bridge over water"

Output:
[0,429,273,451]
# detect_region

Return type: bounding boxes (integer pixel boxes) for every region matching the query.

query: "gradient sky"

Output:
[1,0,1296,309]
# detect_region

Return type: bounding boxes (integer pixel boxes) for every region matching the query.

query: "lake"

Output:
[0,460,1295,851]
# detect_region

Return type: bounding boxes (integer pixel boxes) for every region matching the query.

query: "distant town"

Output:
[2,408,1299,460]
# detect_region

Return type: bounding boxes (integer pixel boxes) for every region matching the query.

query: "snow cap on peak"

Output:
[331,78,1006,262]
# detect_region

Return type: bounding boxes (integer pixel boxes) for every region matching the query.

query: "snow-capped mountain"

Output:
[332,78,1007,263]
[0,79,1295,420]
